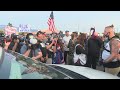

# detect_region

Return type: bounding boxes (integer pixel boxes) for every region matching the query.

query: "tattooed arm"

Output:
[104,39,119,63]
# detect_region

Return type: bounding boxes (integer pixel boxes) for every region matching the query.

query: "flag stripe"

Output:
[47,11,55,32]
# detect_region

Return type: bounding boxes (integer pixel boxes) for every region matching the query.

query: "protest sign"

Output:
[5,26,17,36]
[18,24,31,32]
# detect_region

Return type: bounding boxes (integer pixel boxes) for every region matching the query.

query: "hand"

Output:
[41,57,44,62]
[103,60,108,63]
[46,56,48,60]
[52,40,55,44]
[52,39,56,43]
[32,57,36,60]
[17,39,19,43]
[4,42,11,50]
[34,60,39,63]
[14,39,19,43]
[52,40,57,45]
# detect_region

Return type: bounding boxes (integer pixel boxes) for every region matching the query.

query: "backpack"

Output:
[73,44,87,65]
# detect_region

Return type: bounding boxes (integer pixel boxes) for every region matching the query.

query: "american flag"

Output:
[47,11,56,32]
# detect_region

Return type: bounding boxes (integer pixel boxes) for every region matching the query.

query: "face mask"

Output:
[30,38,37,44]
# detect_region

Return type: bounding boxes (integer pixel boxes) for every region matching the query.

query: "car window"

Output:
[6,50,71,79]
[0,50,11,79]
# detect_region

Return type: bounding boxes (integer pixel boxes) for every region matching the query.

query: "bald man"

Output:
[102,25,120,75]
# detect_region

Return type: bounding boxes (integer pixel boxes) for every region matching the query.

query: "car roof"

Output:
[49,64,120,79]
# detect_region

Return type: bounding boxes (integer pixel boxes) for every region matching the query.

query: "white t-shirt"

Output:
[63,35,71,51]
[102,38,120,62]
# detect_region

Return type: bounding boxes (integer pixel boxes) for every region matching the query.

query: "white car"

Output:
[48,64,120,79]
[0,47,120,79]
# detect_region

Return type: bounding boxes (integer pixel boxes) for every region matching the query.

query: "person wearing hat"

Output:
[36,31,56,63]
[63,30,71,64]
[36,31,45,41]
[8,33,20,53]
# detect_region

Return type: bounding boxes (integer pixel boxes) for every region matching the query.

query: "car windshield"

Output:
[5,50,72,79]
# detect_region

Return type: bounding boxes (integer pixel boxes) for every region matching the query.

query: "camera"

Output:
[12,35,19,40]
[19,36,25,43]
[5,36,11,42]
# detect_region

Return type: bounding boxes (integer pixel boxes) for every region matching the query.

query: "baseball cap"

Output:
[36,31,45,36]
[65,30,69,33]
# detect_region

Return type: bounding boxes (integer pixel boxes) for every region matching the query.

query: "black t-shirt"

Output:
[88,36,102,57]
[46,40,53,58]
[8,42,20,53]
[8,42,14,50]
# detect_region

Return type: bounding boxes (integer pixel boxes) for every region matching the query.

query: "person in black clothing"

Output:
[36,31,55,63]
[36,31,47,63]
[87,32,103,69]
[45,35,55,64]
[74,33,87,66]
[8,33,20,53]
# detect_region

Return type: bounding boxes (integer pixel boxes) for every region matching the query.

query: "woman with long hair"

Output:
[73,33,87,66]
[67,32,78,65]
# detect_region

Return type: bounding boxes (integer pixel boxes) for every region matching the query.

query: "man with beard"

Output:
[36,31,55,63]
[102,25,120,75]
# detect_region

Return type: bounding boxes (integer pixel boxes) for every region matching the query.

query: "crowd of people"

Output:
[2,24,120,76]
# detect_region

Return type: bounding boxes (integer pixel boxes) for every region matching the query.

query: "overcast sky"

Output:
[0,11,120,33]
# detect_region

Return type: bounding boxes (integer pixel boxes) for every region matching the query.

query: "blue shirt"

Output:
[20,44,41,58]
